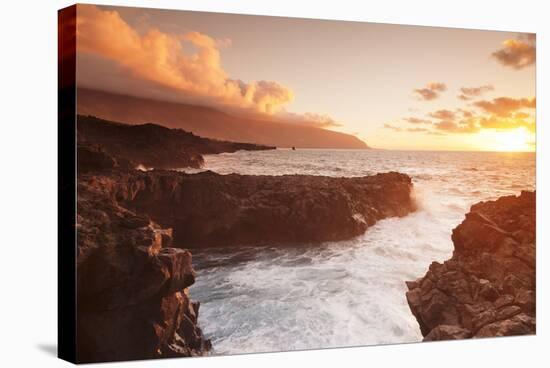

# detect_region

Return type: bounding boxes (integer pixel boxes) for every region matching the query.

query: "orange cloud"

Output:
[394,95,535,136]
[456,109,474,118]
[457,85,494,100]
[384,124,429,134]
[474,97,536,117]
[429,109,456,121]
[283,112,343,128]
[413,82,447,101]
[478,115,535,133]
[433,118,479,134]
[403,117,432,124]
[492,34,536,70]
[384,123,402,132]
[407,127,429,132]
[76,5,294,115]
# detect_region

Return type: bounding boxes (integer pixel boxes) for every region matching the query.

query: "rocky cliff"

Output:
[76,176,211,363]
[75,137,416,361]
[80,169,416,248]
[77,115,275,169]
[406,191,536,341]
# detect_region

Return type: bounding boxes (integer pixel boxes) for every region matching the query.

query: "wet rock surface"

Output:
[406,191,536,340]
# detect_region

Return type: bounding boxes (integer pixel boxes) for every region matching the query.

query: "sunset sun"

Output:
[492,127,533,152]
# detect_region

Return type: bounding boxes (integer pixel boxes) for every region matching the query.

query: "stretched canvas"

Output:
[58,4,536,364]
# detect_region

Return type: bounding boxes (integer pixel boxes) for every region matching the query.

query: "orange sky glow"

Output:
[75,4,536,152]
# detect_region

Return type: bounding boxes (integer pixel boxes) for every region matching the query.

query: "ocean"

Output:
[186,149,535,354]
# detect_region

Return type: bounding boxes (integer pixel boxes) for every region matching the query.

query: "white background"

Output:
[0,0,547,366]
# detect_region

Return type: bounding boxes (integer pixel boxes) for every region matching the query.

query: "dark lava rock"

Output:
[406,191,536,341]
[424,325,472,341]
[77,144,116,172]
[75,162,416,361]
[80,169,416,248]
[76,180,210,363]
[77,115,275,169]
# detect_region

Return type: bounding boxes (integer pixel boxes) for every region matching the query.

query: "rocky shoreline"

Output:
[76,116,535,360]
[76,123,417,361]
[76,175,211,362]
[76,168,415,361]
[77,115,275,170]
[406,191,536,340]
[80,169,416,248]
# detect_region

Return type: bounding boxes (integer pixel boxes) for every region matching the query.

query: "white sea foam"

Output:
[189,149,535,355]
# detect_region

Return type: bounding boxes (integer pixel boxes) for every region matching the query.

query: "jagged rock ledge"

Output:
[80,169,417,248]
[406,191,536,341]
[76,144,416,361]
[76,179,211,363]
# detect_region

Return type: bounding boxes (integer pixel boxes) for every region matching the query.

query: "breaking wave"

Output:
[189,149,535,354]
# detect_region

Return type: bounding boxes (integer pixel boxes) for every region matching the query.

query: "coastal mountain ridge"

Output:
[77,115,274,169]
[77,88,369,149]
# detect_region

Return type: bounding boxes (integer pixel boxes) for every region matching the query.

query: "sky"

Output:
[75,4,536,151]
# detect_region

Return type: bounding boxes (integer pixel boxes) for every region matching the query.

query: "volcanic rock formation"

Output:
[75,118,416,361]
[77,115,275,169]
[406,191,536,340]
[79,169,416,248]
[76,178,211,363]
